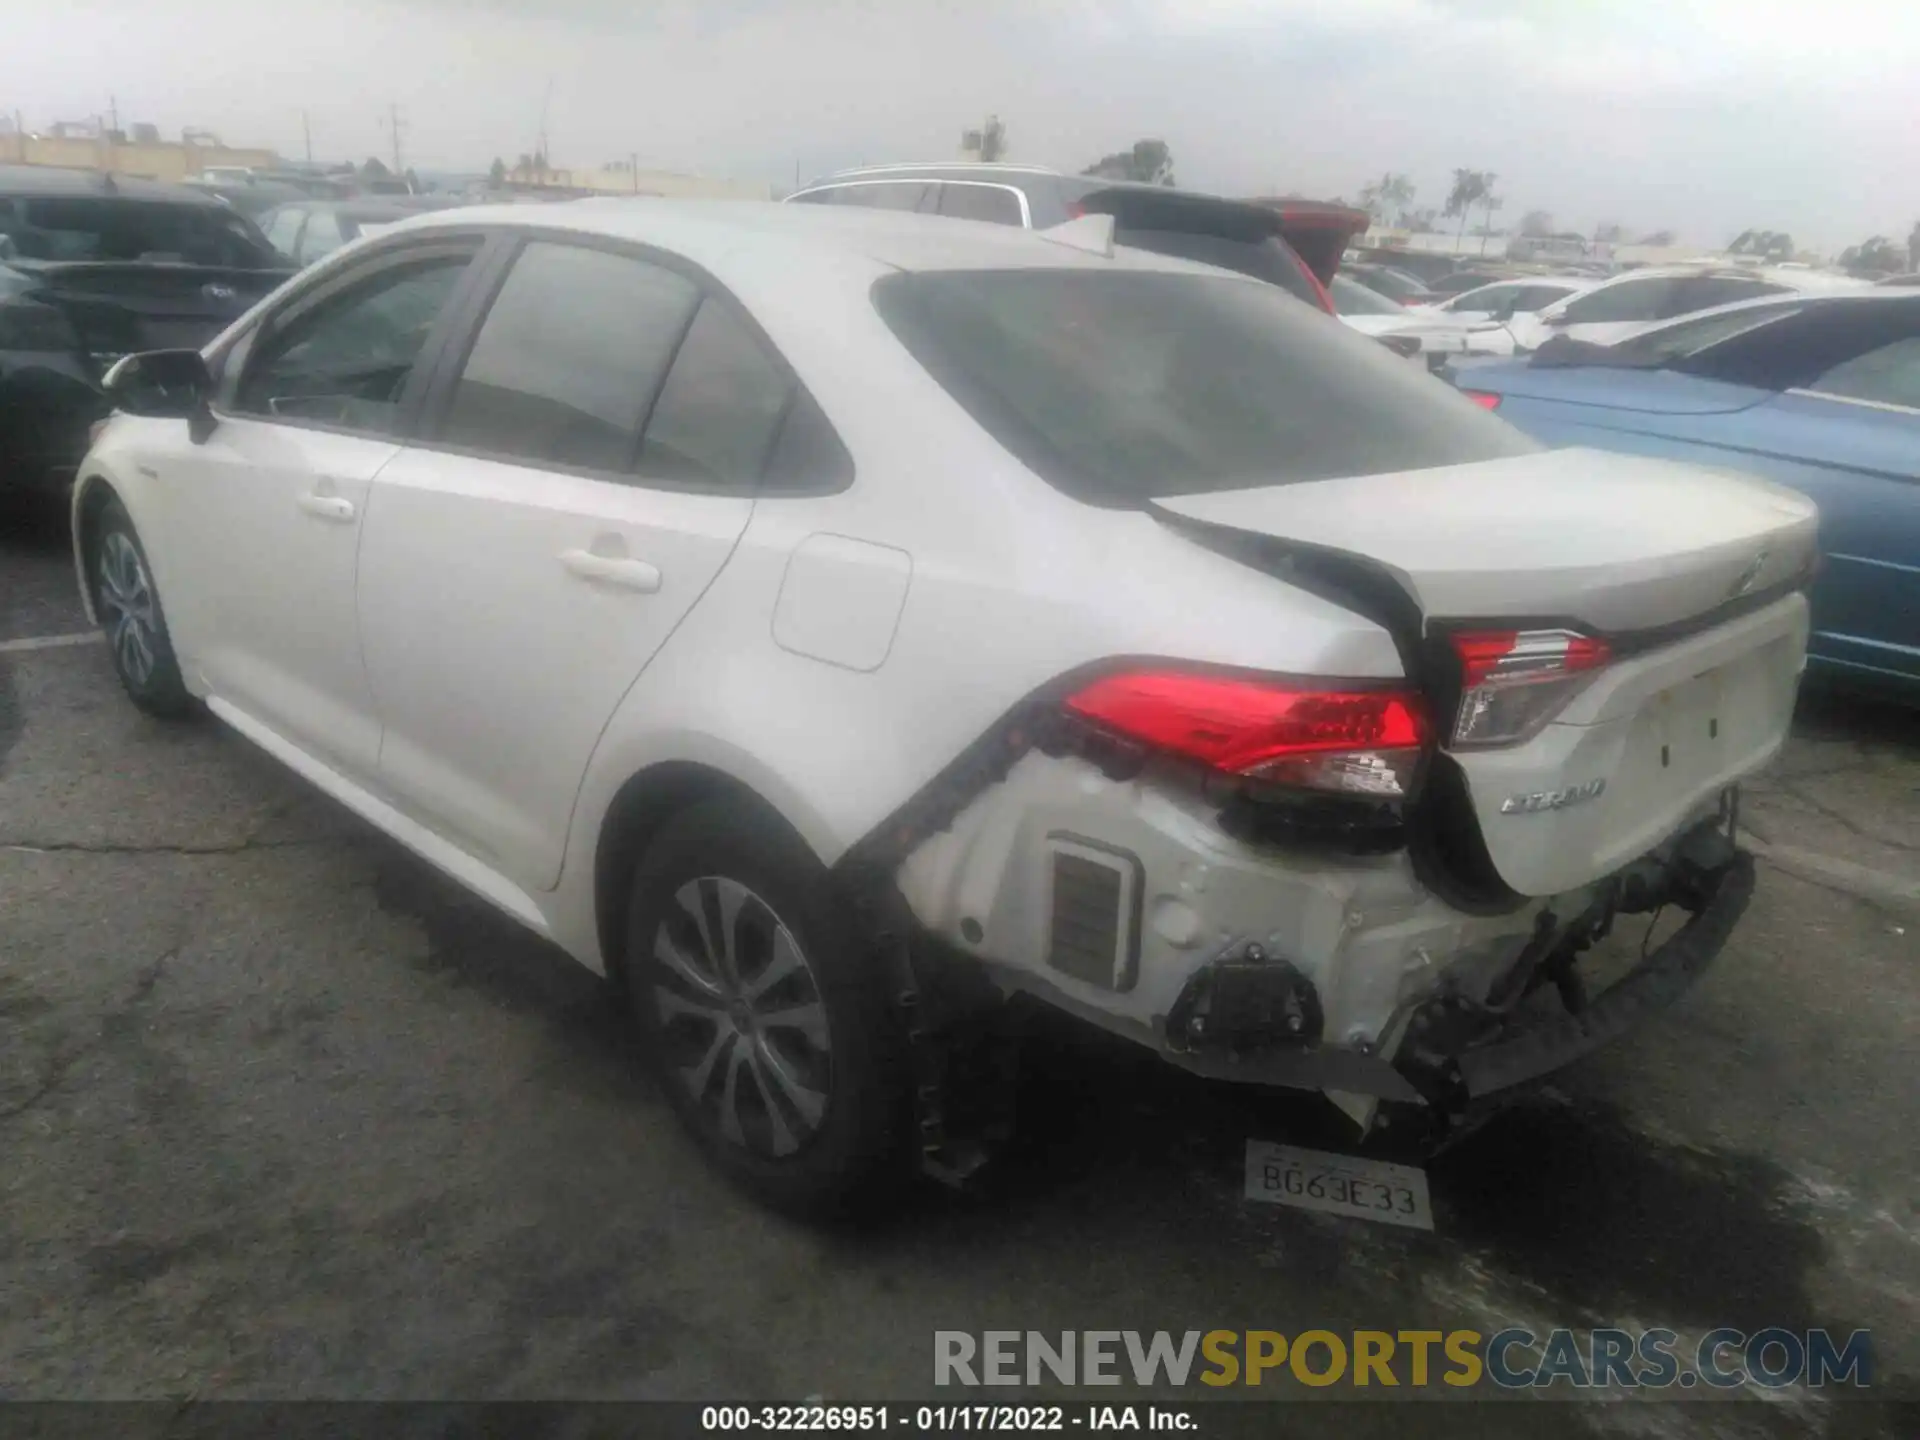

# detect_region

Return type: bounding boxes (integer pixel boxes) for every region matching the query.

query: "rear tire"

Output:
[623,797,914,1219]
[90,497,194,719]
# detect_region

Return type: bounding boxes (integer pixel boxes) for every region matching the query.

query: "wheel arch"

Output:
[590,758,831,991]
[70,473,120,626]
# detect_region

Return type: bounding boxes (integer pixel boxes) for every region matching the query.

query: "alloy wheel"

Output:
[650,876,834,1158]
[98,531,159,688]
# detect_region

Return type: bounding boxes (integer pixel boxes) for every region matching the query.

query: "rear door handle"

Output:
[559,549,662,593]
[297,492,356,523]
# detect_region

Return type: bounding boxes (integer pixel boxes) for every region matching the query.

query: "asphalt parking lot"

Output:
[3,494,1916,1437]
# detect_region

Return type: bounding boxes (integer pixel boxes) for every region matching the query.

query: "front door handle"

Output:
[297,491,356,523]
[559,549,662,593]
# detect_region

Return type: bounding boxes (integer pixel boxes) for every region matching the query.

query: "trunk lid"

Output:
[1153,449,1818,896]
[19,261,291,369]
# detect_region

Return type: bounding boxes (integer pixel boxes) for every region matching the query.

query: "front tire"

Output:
[623,797,913,1218]
[90,496,193,718]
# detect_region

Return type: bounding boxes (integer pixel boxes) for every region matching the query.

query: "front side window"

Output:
[234,252,474,432]
[439,241,700,472]
[1514,284,1577,312]
[874,269,1535,507]
[1561,277,1675,324]
[937,184,1024,227]
[1809,336,1920,409]
[1665,276,1783,317]
[1444,284,1520,313]
[263,206,306,256]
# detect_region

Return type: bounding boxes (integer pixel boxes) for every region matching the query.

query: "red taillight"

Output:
[1448,630,1612,748]
[1065,201,1086,219]
[1461,390,1501,410]
[1063,670,1429,798]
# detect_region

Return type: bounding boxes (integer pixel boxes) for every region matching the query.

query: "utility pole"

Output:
[630,152,639,193]
[381,101,407,174]
[302,109,312,163]
[107,95,118,134]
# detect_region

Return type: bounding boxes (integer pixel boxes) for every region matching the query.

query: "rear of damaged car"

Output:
[847,263,1814,1163]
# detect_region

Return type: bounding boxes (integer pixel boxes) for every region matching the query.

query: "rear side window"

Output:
[874,270,1536,507]
[1809,336,1920,409]
[440,241,699,472]
[263,206,305,256]
[637,299,793,486]
[1666,276,1782,315]
[0,197,278,267]
[937,184,1023,226]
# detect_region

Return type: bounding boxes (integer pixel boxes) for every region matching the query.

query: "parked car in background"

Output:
[1350,247,1462,285]
[1343,261,1435,306]
[0,165,292,493]
[784,163,1367,314]
[1433,277,1592,321]
[258,197,466,268]
[1327,273,1423,361]
[1452,291,1920,701]
[1423,269,1512,297]
[184,177,314,220]
[1506,264,1864,351]
[74,200,1809,1212]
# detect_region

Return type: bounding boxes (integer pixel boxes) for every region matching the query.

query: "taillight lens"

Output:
[1448,629,1611,747]
[1063,670,1429,798]
[1461,390,1501,410]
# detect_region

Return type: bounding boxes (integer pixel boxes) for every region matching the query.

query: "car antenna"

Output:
[1037,212,1115,259]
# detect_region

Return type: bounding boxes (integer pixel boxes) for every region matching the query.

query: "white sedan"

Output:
[75,201,1815,1214]
[1507,264,1867,351]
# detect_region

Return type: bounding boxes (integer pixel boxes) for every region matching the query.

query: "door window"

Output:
[233,251,475,433]
[263,206,306,256]
[296,210,346,265]
[937,183,1024,226]
[438,241,700,472]
[637,298,794,487]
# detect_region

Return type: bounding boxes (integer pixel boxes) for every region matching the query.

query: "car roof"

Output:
[1582,262,1863,292]
[391,198,1234,281]
[0,164,230,207]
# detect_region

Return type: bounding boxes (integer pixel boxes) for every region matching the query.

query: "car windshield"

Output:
[874,268,1536,507]
[1330,274,1404,316]
[0,196,280,266]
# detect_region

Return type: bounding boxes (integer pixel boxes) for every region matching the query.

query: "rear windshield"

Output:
[0,196,280,267]
[873,269,1535,506]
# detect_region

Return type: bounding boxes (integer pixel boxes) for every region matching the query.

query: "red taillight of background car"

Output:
[1461,390,1502,410]
[1448,629,1611,748]
[1063,670,1430,798]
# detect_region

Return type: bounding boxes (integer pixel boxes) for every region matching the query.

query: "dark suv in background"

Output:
[785,163,1367,314]
[0,166,292,493]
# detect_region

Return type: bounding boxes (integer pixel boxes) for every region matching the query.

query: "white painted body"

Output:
[73,201,1814,1092]
[1509,265,1867,352]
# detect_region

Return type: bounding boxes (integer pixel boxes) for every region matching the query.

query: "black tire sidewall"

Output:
[93,498,193,717]
[623,797,912,1218]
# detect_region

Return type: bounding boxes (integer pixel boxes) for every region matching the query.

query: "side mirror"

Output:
[1541,312,1571,328]
[102,349,217,442]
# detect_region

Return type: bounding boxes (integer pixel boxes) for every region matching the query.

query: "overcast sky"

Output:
[10,0,1917,252]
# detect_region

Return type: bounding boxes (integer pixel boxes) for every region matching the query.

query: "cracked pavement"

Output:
[3,497,1918,1436]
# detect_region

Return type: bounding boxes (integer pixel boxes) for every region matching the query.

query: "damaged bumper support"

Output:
[1162,834,1754,1110]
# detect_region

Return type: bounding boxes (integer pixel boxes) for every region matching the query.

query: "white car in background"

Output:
[74,202,1813,1215]
[1332,274,1585,366]
[1508,264,1866,351]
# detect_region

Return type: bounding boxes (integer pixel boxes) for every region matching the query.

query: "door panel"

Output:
[356,452,751,887]
[169,245,482,775]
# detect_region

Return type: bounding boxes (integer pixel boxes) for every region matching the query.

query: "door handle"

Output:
[297,491,356,522]
[559,549,662,593]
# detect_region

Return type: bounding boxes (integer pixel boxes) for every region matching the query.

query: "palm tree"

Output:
[1358,172,1415,226]
[1443,168,1490,249]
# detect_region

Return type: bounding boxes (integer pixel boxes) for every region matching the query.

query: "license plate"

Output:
[1244,1140,1434,1231]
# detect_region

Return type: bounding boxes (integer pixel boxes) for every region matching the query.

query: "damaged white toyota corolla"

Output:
[71,201,1816,1215]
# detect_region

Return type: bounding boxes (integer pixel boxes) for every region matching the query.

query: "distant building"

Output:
[0,126,278,182]
[502,157,768,200]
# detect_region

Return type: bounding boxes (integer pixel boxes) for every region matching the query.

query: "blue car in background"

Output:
[1449,291,1920,702]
